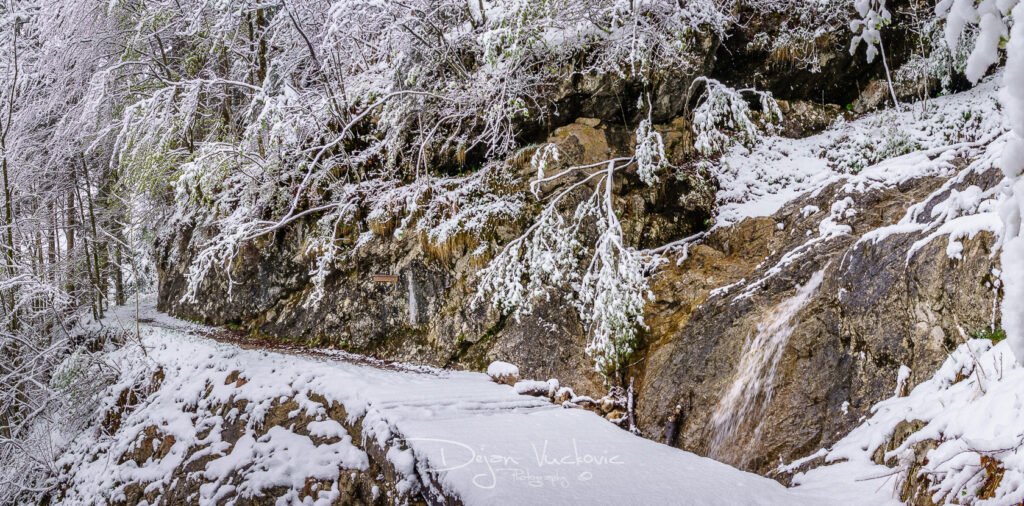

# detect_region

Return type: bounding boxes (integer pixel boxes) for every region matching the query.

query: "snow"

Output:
[513,379,558,397]
[713,135,833,227]
[407,408,793,505]
[801,205,820,217]
[795,338,1024,504]
[895,364,912,395]
[307,420,346,439]
[999,1,1024,364]
[52,299,893,505]
[906,211,1003,262]
[1002,238,1024,362]
[711,77,1004,229]
[486,361,520,380]
[202,426,368,502]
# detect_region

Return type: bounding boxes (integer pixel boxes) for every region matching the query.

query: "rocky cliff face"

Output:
[637,165,1001,474]
[158,115,713,400]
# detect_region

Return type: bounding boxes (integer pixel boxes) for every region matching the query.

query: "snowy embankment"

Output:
[793,340,1024,505]
[712,76,1004,231]
[53,300,877,505]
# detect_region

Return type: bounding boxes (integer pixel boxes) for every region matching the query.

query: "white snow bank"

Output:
[486,360,520,384]
[487,360,519,377]
[54,299,880,505]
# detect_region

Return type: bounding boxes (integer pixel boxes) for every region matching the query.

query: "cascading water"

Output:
[708,269,825,464]
[407,272,419,326]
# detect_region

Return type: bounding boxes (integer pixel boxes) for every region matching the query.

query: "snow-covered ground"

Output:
[54,300,1021,504]
[712,76,1004,229]
[49,299,900,505]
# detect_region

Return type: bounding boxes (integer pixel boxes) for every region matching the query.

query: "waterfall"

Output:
[407,272,418,326]
[708,269,825,464]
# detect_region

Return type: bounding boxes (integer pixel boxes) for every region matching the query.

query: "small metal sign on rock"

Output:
[371,274,400,283]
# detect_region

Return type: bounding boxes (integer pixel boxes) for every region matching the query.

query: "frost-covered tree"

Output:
[688,77,783,156]
[918,0,1024,362]
[477,117,668,381]
[0,1,164,498]
[476,76,780,381]
[85,0,736,299]
[850,0,901,108]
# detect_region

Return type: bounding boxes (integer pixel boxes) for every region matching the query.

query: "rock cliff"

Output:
[154,0,1002,479]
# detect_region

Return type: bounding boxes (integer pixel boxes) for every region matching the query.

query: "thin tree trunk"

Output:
[71,166,99,319]
[79,156,105,317]
[48,202,58,282]
[114,243,125,306]
[0,11,18,332]
[65,187,76,298]
[1,156,18,331]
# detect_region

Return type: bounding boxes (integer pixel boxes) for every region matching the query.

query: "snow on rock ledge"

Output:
[486,361,519,385]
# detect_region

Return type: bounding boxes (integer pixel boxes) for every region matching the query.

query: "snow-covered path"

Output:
[50,300,898,505]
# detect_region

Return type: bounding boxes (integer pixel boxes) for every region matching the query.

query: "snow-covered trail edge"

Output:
[54,299,891,505]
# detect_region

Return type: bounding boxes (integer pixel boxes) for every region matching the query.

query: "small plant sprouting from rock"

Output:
[971,326,1007,344]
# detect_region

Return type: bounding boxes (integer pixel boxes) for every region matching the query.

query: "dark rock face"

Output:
[711,4,860,105]
[159,221,610,395]
[636,168,1001,475]
[712,0,924,106]
[158,115,711,399]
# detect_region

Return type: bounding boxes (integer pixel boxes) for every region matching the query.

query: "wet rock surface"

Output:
[636,167,1001,475]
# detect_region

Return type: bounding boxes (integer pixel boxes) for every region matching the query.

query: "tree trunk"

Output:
[1,156,18,331]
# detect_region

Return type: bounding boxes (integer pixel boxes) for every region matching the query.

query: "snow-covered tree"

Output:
[922,0,1024,361]
[850,0,901,108]
[476,146,660,381]
[688,77,783,156]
